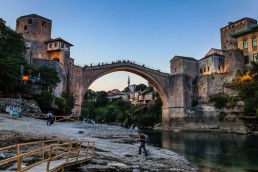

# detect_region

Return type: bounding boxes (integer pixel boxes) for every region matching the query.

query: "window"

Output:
[28,19,32,24]
[207,67,210,72]
[175,68,177,72]
[252,38,257,47]
[254,54,258,62]
[42,21,46,27]
[54,42,58,47]
[65,45,69,50]
[218,65,220,70]
[49,43,52,48]
[243,40,248,49]
[204,68,206,72]
[61,43,64,48]
[24,26,27,30]
[200,69,202,74]
[244,56,249,64]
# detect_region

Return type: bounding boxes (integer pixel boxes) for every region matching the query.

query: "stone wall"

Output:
[0,98,42,116]
[68,64,83,114]
[224,49,244,74]
[32,59,67,97]
[29,41,50,60]
[16,14,52,42]
[170,56,199,78]
[220,18,257,51]
[198,55,225,75]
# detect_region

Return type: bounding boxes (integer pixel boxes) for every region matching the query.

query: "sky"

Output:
[1,0,258,91]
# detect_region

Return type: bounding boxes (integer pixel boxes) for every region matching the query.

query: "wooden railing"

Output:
[0,140,94,172]
[35,116,80,122]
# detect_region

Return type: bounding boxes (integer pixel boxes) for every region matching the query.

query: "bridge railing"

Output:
[82,59,170,74]
[35,116,80,122]
[0,140,94,172]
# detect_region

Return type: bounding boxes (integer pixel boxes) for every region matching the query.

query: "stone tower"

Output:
[220,17,257,51]
[16,14,52,42]
[16,14,52,61]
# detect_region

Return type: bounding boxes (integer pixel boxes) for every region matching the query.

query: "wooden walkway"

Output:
[0,140,94,172]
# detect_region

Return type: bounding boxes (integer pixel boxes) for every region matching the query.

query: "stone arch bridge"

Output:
[68,61,194,125]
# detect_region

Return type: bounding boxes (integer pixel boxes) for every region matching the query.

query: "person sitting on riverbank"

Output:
[138,130,148,156]
[90,118,95,124]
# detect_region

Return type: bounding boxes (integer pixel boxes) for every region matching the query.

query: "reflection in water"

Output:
[143,130,258,172]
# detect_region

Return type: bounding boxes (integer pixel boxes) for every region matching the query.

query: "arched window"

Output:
[52,57,59,62]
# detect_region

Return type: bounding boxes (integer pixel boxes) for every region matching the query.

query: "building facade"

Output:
[220,18,257,51]
[198,48,225,75]
[16,14,74,97]
[231,24,258,66]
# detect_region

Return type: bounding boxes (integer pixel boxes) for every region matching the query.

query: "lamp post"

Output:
[20,65,24,83]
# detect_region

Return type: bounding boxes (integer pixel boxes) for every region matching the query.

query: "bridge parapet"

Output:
[83,60,170,77]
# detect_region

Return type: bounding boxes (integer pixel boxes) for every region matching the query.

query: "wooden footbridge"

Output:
[0,140,94,172]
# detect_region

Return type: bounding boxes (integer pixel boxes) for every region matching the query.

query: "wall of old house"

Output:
[220,18,257,51]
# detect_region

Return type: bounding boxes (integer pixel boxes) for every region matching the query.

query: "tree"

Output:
[123,86,129,92]
[39,66,60,89]
[0,18,26,94]
[95,91,109,107]
[56,91,75,115]
[234,62,258,115]
[83,89,97,101]
[36,91,54,110]
[135,84,147,91]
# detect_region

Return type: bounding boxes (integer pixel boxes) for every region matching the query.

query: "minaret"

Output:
[128,76,130,88]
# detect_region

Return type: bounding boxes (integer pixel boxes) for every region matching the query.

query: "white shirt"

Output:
[47,112,52,117]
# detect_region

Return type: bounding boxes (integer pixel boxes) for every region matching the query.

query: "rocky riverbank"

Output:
[0,113,197,171]
[154,117,253,135]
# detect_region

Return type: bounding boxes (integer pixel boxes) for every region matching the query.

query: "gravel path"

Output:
[0,113,197,171]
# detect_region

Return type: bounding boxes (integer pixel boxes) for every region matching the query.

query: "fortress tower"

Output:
[15,14,74,97]
[16,14,52,42]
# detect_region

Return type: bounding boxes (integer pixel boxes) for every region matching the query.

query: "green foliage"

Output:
[123,87,129,92]
[135,84,147,91]
[0,18,26,94]
[234,62,258,116]
[218,111,227,122]
[38,66,60,89]
[83,89,97,101]
[81,88,162,127]
[209,93,232,109]
[191,99,198,107]
[36,91,54,109]
[56,91,75,115]
[95,91,109,107]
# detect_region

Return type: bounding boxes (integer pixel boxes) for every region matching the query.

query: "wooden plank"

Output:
[0,141,94,172]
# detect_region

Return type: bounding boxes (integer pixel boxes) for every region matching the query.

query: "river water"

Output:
[143,129,258,172]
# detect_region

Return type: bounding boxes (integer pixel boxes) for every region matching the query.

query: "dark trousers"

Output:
[47,117,52,125]
[139,142,147,156]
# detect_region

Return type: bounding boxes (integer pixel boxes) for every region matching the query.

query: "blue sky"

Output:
[1,0,258,91]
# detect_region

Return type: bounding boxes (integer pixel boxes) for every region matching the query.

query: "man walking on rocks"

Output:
[47,111,53,126]
[138,130,148,156]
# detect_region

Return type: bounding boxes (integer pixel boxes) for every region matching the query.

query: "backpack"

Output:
[143,134,149,142]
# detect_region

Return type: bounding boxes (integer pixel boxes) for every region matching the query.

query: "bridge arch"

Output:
[81,62,170,108]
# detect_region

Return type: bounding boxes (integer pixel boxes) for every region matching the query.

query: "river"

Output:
[143,129,258,172]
